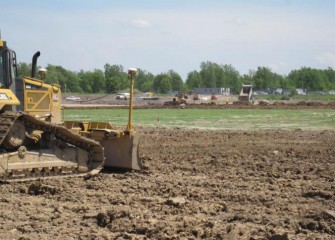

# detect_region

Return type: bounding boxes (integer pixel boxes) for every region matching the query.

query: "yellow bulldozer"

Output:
[0,37,141,181]
[164,91,187,106]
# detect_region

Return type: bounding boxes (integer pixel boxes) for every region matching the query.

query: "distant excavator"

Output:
[0,37,141,181]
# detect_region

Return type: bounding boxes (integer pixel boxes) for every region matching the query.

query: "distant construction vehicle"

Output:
[164,91,187,106]
[192,93,199,101]
[238,84,253,102]
[173,91,188,105]
[211,94,217,100]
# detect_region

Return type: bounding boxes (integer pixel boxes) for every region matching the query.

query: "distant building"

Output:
[257,88,290,95]
[194,88,230,95]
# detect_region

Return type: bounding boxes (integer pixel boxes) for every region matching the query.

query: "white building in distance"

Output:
[194,88,230,95]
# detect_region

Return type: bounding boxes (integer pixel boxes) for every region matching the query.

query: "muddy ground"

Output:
[62,94,335,110]
[0,128,334,239]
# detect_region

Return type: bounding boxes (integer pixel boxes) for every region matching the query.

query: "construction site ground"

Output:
[0,95,334,239]
[62,94,335,109]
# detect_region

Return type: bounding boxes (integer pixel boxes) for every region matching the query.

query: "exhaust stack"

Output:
[31,51,41,78]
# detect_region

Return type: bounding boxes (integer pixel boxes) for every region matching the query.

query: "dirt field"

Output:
[62,94,335,110]
[0,128,334,239]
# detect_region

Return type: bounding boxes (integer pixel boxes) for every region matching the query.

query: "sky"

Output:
[1,0,335,80]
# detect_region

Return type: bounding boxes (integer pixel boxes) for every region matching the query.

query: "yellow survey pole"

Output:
[126,68,137,132]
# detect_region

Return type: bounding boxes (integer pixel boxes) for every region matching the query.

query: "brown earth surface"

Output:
[62,94,335,109]
[0,128,334,239]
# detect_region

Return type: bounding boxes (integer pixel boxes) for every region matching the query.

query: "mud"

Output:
[0,128,334,239]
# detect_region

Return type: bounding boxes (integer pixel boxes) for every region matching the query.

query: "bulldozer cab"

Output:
[0,38,62,122]
[0,39,21,111]
[0,39,17,89]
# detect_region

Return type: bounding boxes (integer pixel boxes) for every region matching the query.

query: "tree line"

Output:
[17,61,335,94]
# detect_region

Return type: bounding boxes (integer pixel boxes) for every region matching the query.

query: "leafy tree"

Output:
[46,64,80,92]
[196,62,240,91]
[104,64,128,93]
[241,70,254,83]
[135,69,154,92]
[159,76,172,93]
[323,68,335,89]
[272,72,284,88]
[78,69,105,93]
[199,61,222,88]
[77,70,92,93]
[221,64,240,93]
[251,67,275,90]
[186,70,202,89]
[15,60,335,94]
[279,77,295,90]
[17,62,33,78]
[153,73,172,93]
[168,70,184,91]
[152,71,184,93]
[288,67,327,91]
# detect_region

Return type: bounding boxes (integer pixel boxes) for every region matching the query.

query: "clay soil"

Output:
[0,127,334,239]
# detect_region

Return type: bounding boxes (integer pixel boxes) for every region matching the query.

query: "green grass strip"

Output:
[63,109,335,131]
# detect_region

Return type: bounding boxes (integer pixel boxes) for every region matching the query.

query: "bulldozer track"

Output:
[0,112,104,182]
[0,112,20,146]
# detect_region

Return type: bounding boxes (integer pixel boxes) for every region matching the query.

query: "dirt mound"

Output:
[0,128,334,239]
[327,101,335,107]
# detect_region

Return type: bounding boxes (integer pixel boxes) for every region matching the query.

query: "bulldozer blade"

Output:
[100,131,142,171]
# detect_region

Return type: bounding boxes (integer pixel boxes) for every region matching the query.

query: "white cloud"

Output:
[131,18,151,28]
[317,52,335,68]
